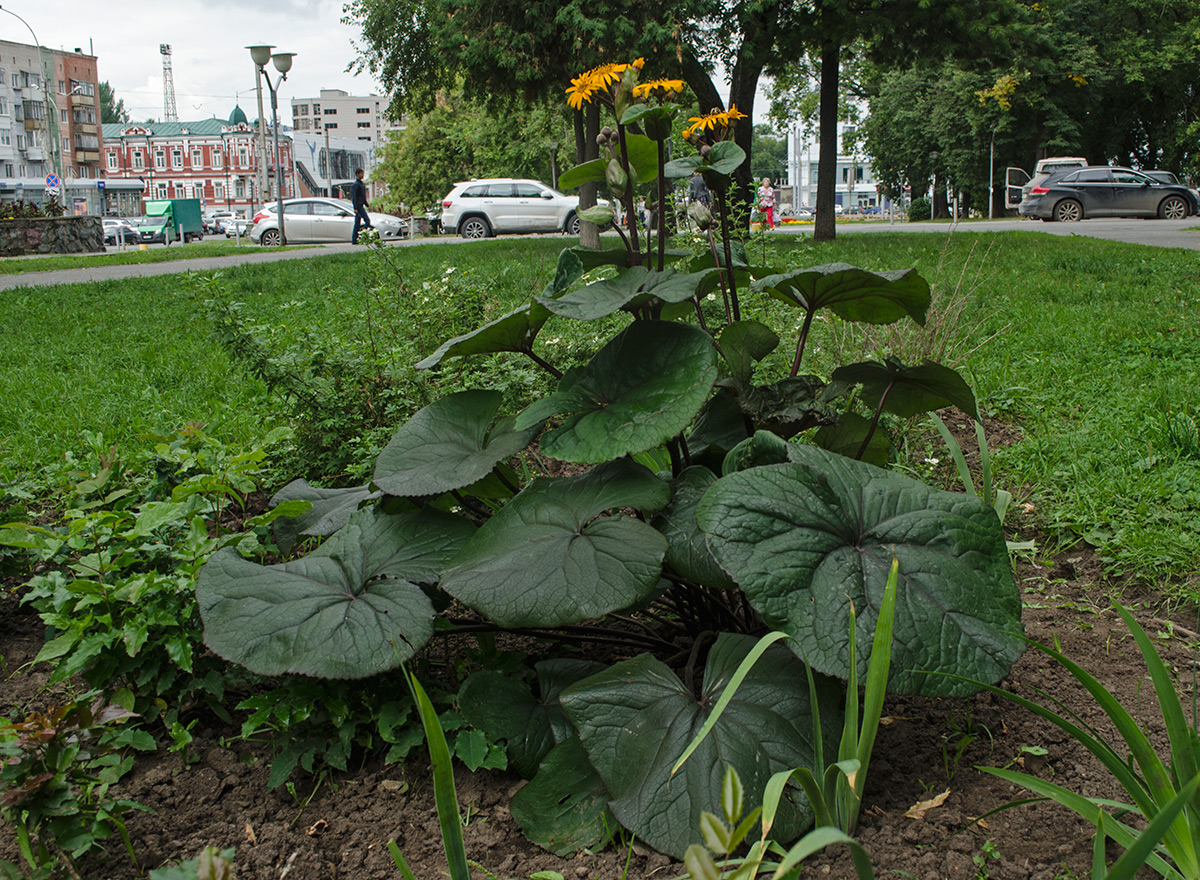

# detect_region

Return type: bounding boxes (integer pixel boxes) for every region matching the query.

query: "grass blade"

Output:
[407,670,471,880]
[387,839,418,880]
[671,630,791,776]
[770,826,875,880]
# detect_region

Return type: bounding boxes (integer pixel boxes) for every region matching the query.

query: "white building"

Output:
[290,89,404,144]
[785,119,887,213]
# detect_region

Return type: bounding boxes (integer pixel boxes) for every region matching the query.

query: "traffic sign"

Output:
[46,173,59,188]
[97,180,106,190]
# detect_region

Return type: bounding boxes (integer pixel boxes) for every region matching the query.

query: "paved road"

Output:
[4,217,1196,290]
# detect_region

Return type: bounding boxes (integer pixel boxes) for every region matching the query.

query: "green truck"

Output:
[138,199,205,244]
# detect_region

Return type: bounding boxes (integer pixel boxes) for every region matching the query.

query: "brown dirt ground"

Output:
[2,415,1196,880]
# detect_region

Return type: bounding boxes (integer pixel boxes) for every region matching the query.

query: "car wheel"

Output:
[460,217,491,239]
[566,213,580,236]
[1053,199,1083,222]
[261,229,282,247]
[1159,196,1188,220]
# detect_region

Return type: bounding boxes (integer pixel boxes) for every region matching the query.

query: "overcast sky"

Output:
[4,0,382,124]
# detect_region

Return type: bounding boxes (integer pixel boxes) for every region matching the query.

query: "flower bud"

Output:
[700,144,711,159]
[605,158,629,192]
[687,200,713,231]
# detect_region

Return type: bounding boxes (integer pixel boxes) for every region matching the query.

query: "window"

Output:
[132,150,144,170]
[238,147,248,166]
[156,183,168,199]
[68,79,95,97]
[107,152,117,169]
[235,178,245,198]
[3,163,11,177]
[213,147,222,169]
[171,149,183,169]
[294,104,308,115]
[58,79,65,94]
[357,122,370,128]
[16,134,24,150]
[191,148,202,168]
[213,181,223,198]
[0,98,7,115]
[312,103,320,114]
[324,108,337,114]
[326,123,338,130]
[155,150,166,170]
[62,136,70,153]
[60,109,68,124]
[356,107,369,114]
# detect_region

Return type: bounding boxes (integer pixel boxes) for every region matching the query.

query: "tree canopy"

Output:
[99,81,129,125]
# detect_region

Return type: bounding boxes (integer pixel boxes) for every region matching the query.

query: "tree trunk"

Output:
[576,101,602,249]
[931,172,949,219]
[814,41,840,243]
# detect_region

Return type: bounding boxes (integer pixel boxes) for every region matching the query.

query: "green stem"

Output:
[790,308,817,377]
[616,123,641,264]
[855,380,894,461]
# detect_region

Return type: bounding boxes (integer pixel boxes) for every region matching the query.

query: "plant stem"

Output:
[616,123,641,264]
[715,190,740,321]
[856,380,894,461]
[524,349,563,380]
[790,308,817,377]
[656,139,667,272]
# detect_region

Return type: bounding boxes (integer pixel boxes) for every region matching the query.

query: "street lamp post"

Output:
[247,45,294,246]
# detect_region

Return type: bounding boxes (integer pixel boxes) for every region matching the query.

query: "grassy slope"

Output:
[3,231,1198,588]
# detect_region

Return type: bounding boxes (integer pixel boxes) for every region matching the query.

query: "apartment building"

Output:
[290,88,404,143]
[0,39,104,210]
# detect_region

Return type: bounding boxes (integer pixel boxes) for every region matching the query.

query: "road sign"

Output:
[97,180,106,190]
[46,173,59,188]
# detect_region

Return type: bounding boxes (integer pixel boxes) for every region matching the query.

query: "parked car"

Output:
[205,210,238,234]
[133,215,170,244]
[1018,165,1198,221]
[102,217,139,245]
[223,217,253,238]
[439,178,606,238]
[249,198,407,246]
[1006,156,1089,209]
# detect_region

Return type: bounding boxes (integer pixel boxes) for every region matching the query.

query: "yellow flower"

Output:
[565,60,646,109]
[682,104,748,139]
[632,78,686,99]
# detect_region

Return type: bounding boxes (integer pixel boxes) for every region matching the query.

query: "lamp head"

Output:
[271,52,296,75]
[246,44,275,67]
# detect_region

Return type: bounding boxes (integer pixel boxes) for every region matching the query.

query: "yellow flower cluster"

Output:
[682,105,748,140]
[631,78,686,99]
[565,58,645,109]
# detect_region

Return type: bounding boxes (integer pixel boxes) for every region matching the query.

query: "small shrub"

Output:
[907,196,932,222]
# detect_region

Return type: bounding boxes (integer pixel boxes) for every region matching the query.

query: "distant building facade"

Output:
[101,107,294,216]
[785,119,886,213]
[290,89,404,143]
[0,39,105,211]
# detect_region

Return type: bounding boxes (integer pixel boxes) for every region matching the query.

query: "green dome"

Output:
[228,105,248,126]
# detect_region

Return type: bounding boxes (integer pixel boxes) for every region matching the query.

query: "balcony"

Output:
[75,149,99,163]
[23,117,40,131]
[69,93,95,108]
[25,147,45,160]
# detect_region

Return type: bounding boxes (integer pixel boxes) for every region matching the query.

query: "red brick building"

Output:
[100,106,294,216]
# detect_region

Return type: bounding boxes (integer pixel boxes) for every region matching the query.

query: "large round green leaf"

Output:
[197,507,475,679]
[752,262,931,326]
[373,390,539,498]
[559,633,843,860]
[538,268,718,320]
[515,321,718,463]
[696,444,1024,696]
[832,356,980,420]
[440,460,669,627]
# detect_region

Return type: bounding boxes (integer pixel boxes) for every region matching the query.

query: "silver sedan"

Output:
[249,198,408,245]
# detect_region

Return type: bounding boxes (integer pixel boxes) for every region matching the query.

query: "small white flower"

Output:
[924,457,940,465]
[706,293,716,301]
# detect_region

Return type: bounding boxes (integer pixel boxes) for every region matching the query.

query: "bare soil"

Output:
[2,418,1195,879]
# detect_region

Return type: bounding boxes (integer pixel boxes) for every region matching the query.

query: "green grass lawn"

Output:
[3,231,1198,593]
[0,238,310,275]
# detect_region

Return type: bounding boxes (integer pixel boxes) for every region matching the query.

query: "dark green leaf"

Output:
[510,737,616,856]
[373,390,539,498]
[269,480,380,556]
[752,263,930,326]
[558,159,607,190]
[560,634,843,860]
[539,269,716,320]
[813,412,892,467]
[515,321,717,463]
[416,301,552,370]
[651,467,737,590]
[440,460,669,627]
[832,358,980,420]
[198,507,475,678]
[696,444,1024,696]
[718,320,779,384]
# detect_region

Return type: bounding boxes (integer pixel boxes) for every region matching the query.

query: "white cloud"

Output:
[8,0,385,122]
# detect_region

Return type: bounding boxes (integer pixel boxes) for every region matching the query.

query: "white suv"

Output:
[440,178,600,238]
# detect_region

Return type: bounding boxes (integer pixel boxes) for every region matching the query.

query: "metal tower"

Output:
[160,44,178,122]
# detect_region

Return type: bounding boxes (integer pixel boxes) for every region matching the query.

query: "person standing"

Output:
[757,177,776,228]
[351,168,373,244]
[689,171,711,207]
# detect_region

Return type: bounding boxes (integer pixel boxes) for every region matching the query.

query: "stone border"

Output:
[0,216,105,257]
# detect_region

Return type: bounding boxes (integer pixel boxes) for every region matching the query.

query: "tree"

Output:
[749,124,787,183]
[346,0,794,221]
[98,81,129,125]
[373,91,574,212]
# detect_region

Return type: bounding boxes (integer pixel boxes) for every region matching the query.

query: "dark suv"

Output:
[1018,166,1198,222]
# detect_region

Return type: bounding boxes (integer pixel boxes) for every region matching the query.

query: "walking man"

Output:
[351,168,373,244]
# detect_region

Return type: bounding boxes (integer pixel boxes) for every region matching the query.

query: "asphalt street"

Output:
[3,216,1197,290]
